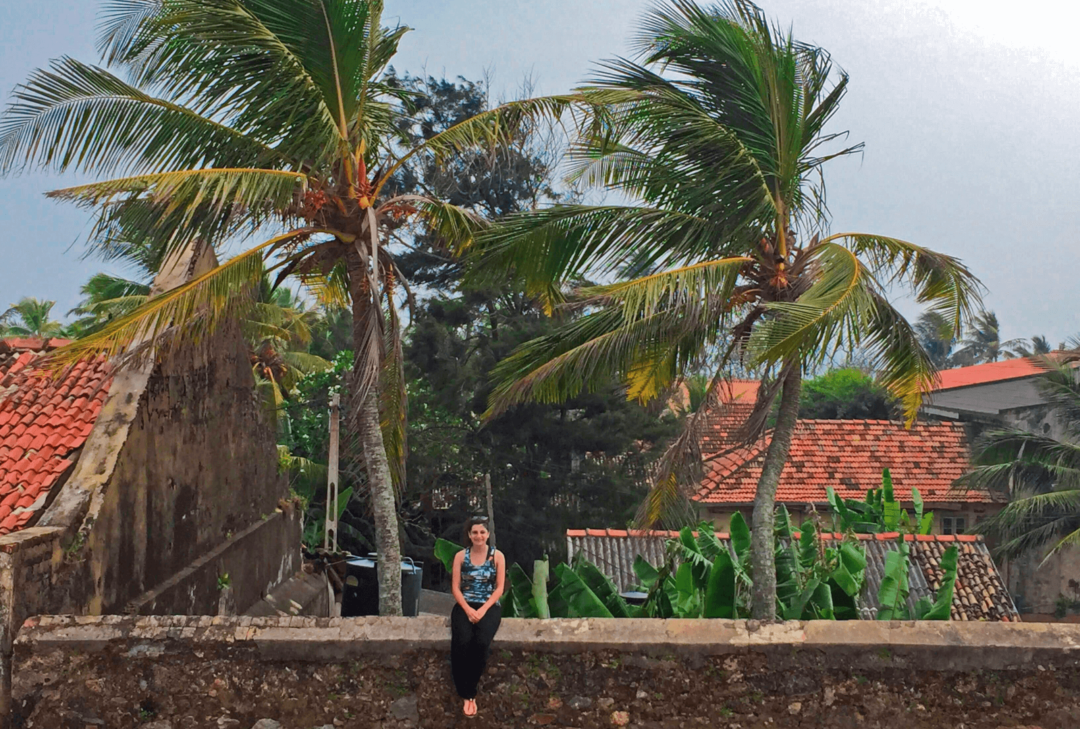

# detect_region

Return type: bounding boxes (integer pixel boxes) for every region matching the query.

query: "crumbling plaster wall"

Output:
[81,321,292,614]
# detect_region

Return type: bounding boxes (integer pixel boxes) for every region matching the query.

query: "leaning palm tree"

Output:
[0,0,578,614]
[1,297,65,338]
[1008,334,1053,359]
[470,0,981,618]
[953,310,1021,365]
[963,356,1080,561]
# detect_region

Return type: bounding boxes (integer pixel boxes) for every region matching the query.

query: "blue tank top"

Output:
[460,547,496,604]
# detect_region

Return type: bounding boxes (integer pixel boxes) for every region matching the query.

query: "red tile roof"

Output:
[695,419,989,505]
[0,338,111,535]
[698,380,760,456]
[932,357,1047,391]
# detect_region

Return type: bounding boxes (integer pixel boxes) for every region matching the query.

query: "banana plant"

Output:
[915,546,959,620]
[876,542,912,620]
[775,508,867,620]
[827,469,934,535]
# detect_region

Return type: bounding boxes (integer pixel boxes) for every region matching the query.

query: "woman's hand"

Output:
[466,605,482,623]
[472,604,489,622]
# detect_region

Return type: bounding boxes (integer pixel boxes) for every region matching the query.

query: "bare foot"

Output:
[463,699,477,717]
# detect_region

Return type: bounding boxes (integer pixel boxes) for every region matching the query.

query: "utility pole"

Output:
[484,472,496,549]
[324,392,340,552]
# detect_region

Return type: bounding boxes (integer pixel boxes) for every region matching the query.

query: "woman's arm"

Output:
[476,550,506,617]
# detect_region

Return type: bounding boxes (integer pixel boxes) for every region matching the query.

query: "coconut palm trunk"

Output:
[347,244,402,615]
[355,386,402,615]
[750,360,802,620]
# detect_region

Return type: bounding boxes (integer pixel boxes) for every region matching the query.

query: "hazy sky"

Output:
[2,0,1079,344]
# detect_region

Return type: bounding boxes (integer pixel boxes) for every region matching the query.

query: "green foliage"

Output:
[876,545,911,620]
[826,469,933,536]
[799,369,896,420]
[915,546,959,620]
[964,356,1080,562]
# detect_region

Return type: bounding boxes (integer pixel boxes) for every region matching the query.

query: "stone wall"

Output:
[10,616,1080,728]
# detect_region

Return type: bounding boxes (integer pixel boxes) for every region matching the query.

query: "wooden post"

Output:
[324,392,341,552]
[484,473,496,549]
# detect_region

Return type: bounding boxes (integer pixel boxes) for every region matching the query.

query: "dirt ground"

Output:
[12,646,1080,729]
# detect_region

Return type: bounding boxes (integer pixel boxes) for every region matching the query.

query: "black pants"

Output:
[450,602,502,699]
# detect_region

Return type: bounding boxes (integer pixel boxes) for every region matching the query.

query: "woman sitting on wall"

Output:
[450,516,506,718]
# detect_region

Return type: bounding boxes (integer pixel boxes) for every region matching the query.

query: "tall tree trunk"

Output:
[347,247,402,616]
[750,359,802,621]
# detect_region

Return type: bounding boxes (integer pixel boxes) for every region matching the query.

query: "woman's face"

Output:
[469,524,489,547]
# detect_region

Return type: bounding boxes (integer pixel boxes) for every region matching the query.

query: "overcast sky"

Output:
[2,0,1079,344]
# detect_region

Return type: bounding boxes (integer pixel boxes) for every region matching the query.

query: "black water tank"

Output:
[342,554,423,617]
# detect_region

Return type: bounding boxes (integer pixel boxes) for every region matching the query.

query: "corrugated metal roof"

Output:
[566,529,1020,621]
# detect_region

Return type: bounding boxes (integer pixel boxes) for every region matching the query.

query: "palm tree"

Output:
[1,297,65,338]
[952,310,1022,365]
[0,0,577,614]
[470,0,981,618]
[964,356,1080,562]
[1008,334,1053,359]
[915,310,956,369]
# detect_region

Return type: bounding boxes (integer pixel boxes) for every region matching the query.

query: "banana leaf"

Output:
[918,512,934,536]
[798,521,818,571]
[827,486,853,531]
[677,525,713,592]
[810,579,835,620]
[703,548,737,618]
[434,538,463,573]
[911,486,925,526]
[502,562,536,617]
[553,563,614,618]
[729,512,751,567]
[548,569,569,618]
[633,555,660,590]
[672,562,700,617]
[918,545,958,620]
[574,558,633,618]
[876,546,910,620]
[696,525,724,562]
[532,558,551,619]
[829,578,861,620]
[881,469,902,531]
[783,577,821,620]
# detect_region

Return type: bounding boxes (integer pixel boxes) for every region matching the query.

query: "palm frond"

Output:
[829,233,983,337]
[379,295,407,493]
[485,291,725,419]
[0,57,284,176]
[471,205,727,294]
[580,256,750,320]
[374,94,589,199]
[748,242,870,365]
[378,195,486,255]
[97,0,344,165]
[47,229,327,368]
[48,168,309,258]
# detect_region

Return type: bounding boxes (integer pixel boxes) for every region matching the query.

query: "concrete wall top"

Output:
[15,615,1080,672]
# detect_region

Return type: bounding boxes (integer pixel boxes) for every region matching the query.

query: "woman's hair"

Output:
[462,516,490,547]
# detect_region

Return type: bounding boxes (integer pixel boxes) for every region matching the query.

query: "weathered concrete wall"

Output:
[11,616,1080,728]
[1004,544,1080,615]
[79,322,293,615]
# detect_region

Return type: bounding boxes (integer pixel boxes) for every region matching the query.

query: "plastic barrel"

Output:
[341,554,424,617]
[401,558,423,617]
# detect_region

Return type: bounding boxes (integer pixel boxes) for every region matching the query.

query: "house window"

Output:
[942,516,967,535]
